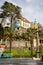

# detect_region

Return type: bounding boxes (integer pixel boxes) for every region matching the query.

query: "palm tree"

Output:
[0,1,21,53]
[26,28,37,56]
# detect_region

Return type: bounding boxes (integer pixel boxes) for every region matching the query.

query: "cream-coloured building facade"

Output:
[1,16,31,29]
[20,19,30,29]
[14,16,31,29]
[19,16,31,29]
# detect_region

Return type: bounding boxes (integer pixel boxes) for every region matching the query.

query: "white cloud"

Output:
[24,7,33,14]
[26,0,31,2]
[22,2,43,25]
[22,5,35,16]
[33,11,43,22]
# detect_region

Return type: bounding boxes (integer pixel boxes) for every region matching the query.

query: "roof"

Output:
[19,16,30,23]
[0,44,6,48]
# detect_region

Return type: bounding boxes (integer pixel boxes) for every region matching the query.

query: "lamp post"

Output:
[36,29,40,58]
[34,19,40,58]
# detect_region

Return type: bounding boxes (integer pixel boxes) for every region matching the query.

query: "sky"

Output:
[0,0,43,25]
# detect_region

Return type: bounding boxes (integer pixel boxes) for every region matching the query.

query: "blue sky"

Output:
[0,0,43,25]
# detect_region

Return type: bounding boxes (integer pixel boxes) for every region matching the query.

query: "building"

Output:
[13,16,31,32]
[1,17,11,28]
[0,16,31,29]
[19,16,31,29]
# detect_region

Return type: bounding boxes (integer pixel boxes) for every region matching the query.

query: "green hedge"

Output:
[3,49,43,57]
[40,50,43,55]
[11,49,31,57]
[3,49,34,57]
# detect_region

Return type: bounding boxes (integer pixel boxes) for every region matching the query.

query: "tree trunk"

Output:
[9,15,13,53]
[30,37,33,57]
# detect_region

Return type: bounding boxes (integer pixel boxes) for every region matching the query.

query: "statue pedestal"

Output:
[32,57,41,60]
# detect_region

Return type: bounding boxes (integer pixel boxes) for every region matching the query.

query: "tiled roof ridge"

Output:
[19,16,30,23]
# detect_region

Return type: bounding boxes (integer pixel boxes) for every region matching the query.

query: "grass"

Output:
[3,49,43,58]
[40,50,43,56]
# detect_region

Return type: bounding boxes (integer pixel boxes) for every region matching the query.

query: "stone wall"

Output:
[6,40,30,48]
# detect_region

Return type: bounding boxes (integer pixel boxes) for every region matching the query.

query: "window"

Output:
[40,40,41,43]
[40,40,43,43]
[7,23,9,25]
